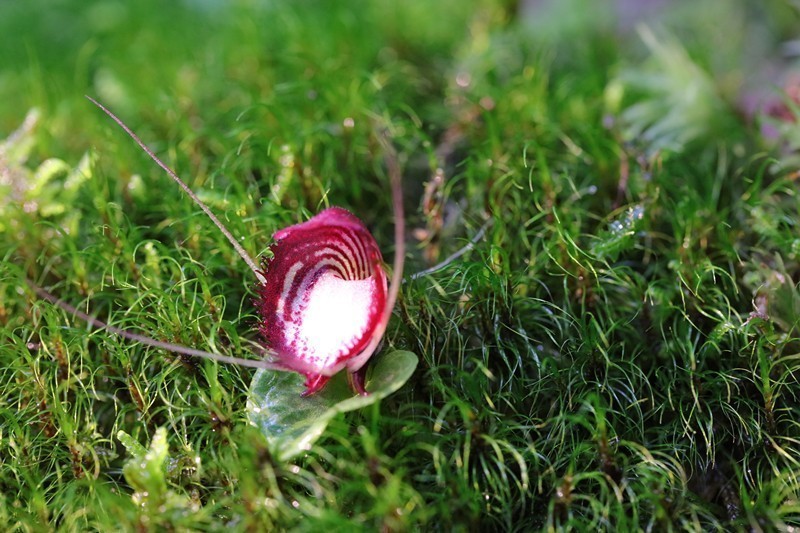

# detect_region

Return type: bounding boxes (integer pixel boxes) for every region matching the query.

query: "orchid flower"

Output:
[257,207,391,395]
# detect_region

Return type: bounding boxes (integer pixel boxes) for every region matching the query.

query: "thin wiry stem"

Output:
[407,219,492,281]
[380,131,405,319]
[27,279,284,371]
[347,126,405,368]
[85,96,266,285]
[370,129,405,344]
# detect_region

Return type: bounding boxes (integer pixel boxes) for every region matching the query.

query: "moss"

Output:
[2,0,800,529]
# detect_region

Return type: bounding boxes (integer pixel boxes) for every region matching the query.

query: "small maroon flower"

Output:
[256,207,390,396]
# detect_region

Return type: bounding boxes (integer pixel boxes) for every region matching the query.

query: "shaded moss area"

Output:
[2,0,800,529]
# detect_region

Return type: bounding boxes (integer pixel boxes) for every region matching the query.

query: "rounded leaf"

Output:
[247,350,418,461]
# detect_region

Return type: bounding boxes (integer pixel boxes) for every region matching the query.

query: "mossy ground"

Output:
[2,0,800,530]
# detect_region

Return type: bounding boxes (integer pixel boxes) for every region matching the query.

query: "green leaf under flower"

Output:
[247,350,418,461]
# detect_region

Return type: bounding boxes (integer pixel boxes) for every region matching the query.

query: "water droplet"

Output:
[456,72,471,88]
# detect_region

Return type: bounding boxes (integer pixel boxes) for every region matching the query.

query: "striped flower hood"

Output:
[256,207,388,395]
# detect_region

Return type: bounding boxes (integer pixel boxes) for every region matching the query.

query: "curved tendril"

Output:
[375,129,405,337]
[406,219,492,281]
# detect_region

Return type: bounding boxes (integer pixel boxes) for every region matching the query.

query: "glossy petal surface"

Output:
[256,207,388,392]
